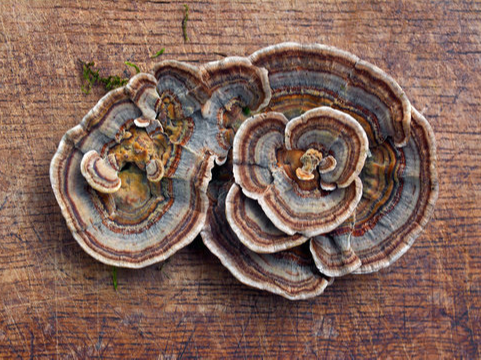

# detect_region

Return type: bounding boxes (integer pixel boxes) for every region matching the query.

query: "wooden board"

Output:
[0,0,480,358]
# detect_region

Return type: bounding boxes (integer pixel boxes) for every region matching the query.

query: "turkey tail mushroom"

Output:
[202,182,332,301]
[249,42,411,147]
[232,111,364,237]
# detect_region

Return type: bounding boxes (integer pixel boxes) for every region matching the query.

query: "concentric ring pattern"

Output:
[51,43,438,299]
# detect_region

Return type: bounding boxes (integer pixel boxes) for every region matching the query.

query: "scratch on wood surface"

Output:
[178,324,196,359]
[0,196,8,212]
[233,301,255,358]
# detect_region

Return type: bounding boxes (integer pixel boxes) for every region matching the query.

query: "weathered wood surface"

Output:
[0,0,480,358]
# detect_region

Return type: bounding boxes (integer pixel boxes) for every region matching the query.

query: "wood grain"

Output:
[0,0,480,358]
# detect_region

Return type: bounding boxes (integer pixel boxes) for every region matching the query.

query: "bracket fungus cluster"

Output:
[51,43,438,299]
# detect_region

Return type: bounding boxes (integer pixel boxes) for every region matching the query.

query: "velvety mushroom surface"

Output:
[249,42,411,147]
[225,183,308,253]
[50,87,214,268]
[51,58,271,268]
[153,58,271,164]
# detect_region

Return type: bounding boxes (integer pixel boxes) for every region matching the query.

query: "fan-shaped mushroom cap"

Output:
[200,57,271,162]
[80,150,121,193]
[249,42,411,147]
[309,214,362,277]
[51,81,215,268]
[153,58,271,165]
[200,56,271,117]
[233,111,363,237]
[125,73,161,120]
[145,158,164,182]
[310,108,438,275]
[201,181,331,300]
[318,156,337,174]
[52,55,272,268]
[225,183,309,253]
[133,116,153,128]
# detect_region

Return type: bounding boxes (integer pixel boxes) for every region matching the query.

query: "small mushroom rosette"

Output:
[202,43,438,299]
[50,57,271,268]
[232,107,368,238]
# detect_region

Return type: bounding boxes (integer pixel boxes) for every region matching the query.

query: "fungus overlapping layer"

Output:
[239,43,438,278]
[153,58,271,164]
[310,108,438,276]
[50,59,270,268]
[203,43,437,295]
[249,43,411,147]
[201,175,332,300]
[232,108,367,238]
[52,43,438,298]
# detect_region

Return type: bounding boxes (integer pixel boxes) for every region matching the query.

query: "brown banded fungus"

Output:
[232,109,366,238]
[205,42,437,293]
[201,177,332,300]
[52,43,438,297]
[239,43,438,277]
[249,43,411,147]
[50,58,271,268]
[153,58,271,165]
[50,87,213,268]
[225,183,309,253]
[310,108,438,276]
